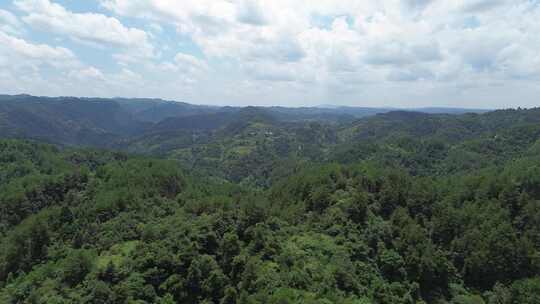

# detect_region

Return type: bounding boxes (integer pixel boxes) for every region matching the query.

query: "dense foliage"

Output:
[0,102,539,303]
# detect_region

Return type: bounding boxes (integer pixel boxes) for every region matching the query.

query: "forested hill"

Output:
[0,94,505,186]
[0,95,539,303]
[0,136,539,303]
[0,94,487,147]
[121,107,540,186]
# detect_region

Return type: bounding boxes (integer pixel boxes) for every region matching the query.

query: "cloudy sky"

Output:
[1,0,540,108]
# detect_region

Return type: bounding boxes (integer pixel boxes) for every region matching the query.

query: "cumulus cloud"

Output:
[0,29,84,96]
[96,0,442,83]
[460,0,509,13]
[388,66,435,82]
[364,41,442,66]
[174,53,208,73]
[0,9,24,35]
[15,0,154,58]
[68,67,105,82]
[0,30,77,67]
[402,0,435,11]
[3,0,540,107]
[244,61,299,82]
[236,0,268,26]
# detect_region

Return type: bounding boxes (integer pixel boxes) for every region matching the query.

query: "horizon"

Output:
[1,93,501,111]
[1,1,540,108]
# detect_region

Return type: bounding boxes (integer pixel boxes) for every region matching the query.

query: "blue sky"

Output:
[1,0,540,108]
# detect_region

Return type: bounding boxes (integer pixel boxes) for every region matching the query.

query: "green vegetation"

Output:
[0,99,539,303]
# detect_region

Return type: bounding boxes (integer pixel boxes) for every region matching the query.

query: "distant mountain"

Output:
[1,93,539,186]
[318,104,489,115]
[408,107,491,114]
[0,95,147,147]
[0,94,499,151]
[114,98,224,123]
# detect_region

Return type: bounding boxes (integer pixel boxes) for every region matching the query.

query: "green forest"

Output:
[0,96,539,303]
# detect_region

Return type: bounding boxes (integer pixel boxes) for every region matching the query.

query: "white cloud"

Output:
[387,66,435,82]
[0,29,84,96]
[0,9,24,35]
[236,0,268,26]
[402,0,435,11]
[496,45,540,79]
[0,26,151,98]
[91,1,540,106]
[364,41,442,66]
[68,67,105,82]
[148,23,163,34]
[0,30,77,67]
[4,0,540,107]
[174,53,207,70]
[244,62,297,82]
[15,0,154,59]
[460,0,508,13]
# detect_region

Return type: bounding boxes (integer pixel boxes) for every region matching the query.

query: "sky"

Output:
[1,0,540,108]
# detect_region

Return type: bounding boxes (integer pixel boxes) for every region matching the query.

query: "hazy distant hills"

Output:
[114,98,223,123]
[1,95,539,304]
[0,95,145,146]
[0,94,491,149]
[0,93,539,185]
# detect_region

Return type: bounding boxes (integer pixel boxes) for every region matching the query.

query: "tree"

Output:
[62,250,94,287]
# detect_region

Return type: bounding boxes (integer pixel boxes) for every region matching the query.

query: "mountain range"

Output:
[0,94,489,148]
[1,94,539,303]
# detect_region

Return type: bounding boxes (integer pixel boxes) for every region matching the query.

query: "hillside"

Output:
[0,135,539,303]
[123,107,540,186]
[0,94,485,147]
[0,95,146,147]
[333,108,540,175]
[0,95,533,186]
[0,96,539,303]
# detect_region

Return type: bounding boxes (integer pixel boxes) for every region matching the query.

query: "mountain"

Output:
[0,95,489,138]
[0,95,147,147]
[0,94,539,303]
[114,98,224,123]
[408,107,491,114]
[318,104,490,115]
[0,94,536,185]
